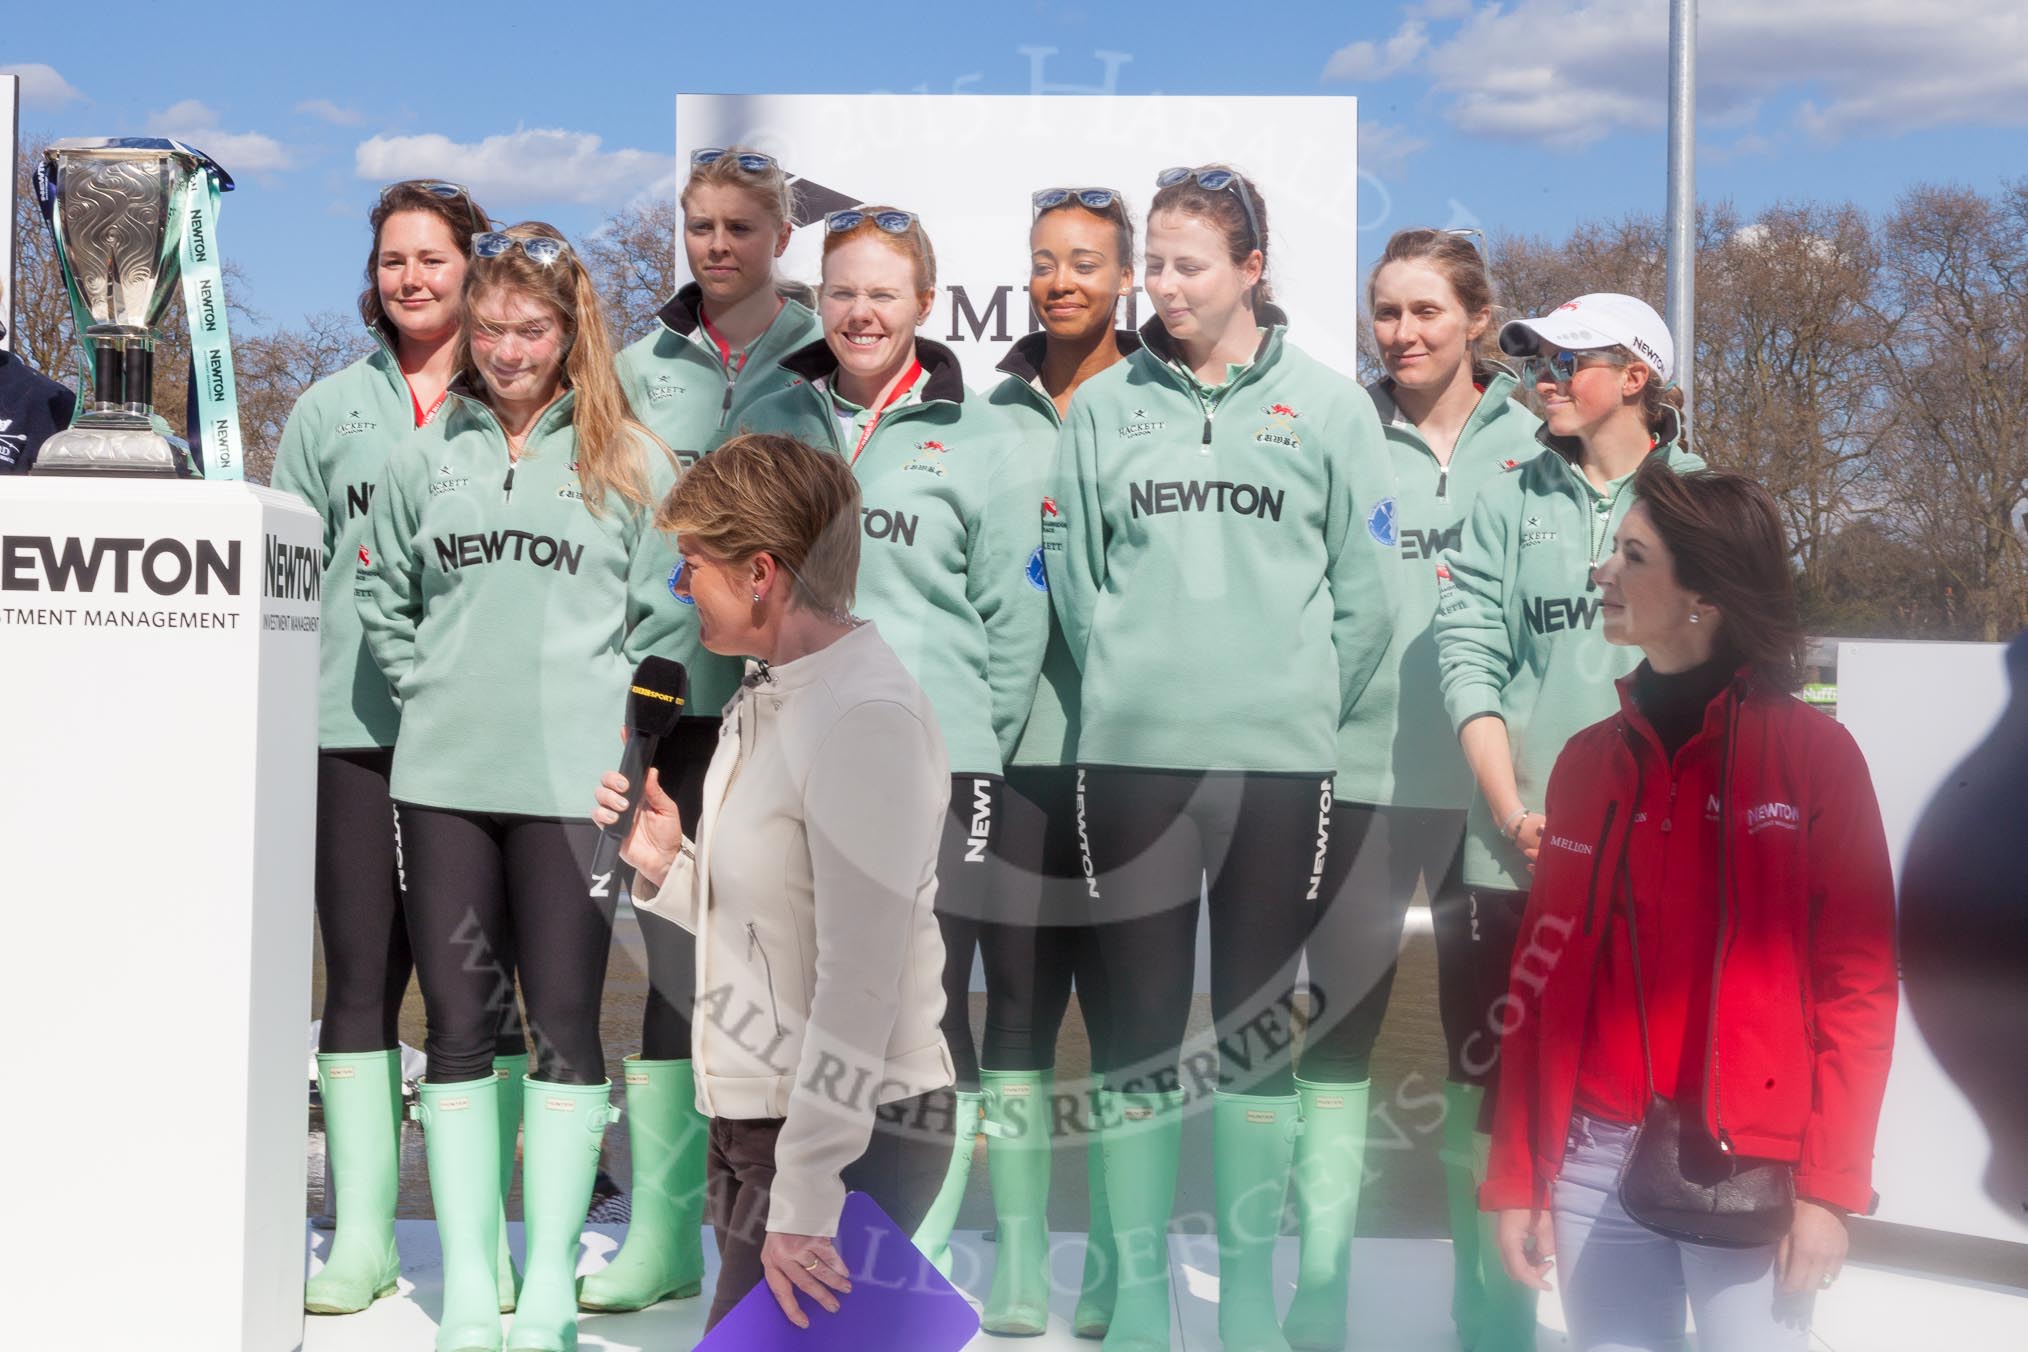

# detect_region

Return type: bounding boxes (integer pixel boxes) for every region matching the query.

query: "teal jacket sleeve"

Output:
[1435,476,1518,733]
[1328,386,1399,720]
[971,432,1049,765]
[356,438,426,699]
[270,395,331,558]
[622,440,688,665]
[1043,391,1103,669]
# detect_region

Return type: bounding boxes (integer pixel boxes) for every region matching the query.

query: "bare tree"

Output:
[581,198,680,346]
[236,310,375,484]
[1868,183,2028,641]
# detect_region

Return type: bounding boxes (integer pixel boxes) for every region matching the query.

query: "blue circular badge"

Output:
[1366,497,1398,548]
[668,562,694,605]
[1026,546,1049,593]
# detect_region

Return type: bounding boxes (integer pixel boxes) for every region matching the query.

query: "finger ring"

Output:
[800,1259,822,1270]
[1820,1275,1836,1289]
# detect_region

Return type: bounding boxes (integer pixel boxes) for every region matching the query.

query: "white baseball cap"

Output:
[1499,293,1675,385]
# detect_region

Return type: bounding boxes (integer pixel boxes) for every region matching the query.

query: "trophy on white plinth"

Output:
[32,137,236,476]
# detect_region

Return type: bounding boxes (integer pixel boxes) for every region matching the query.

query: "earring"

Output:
[1689,612,1701,624]
[752,591,763,603]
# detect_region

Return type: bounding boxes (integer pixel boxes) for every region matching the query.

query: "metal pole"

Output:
[1665,0,1697,431]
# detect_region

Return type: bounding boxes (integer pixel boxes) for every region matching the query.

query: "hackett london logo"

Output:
[647,376,684,403]
[1118,409,1166,438]
[432,463,472,496]
[336,409,376,436]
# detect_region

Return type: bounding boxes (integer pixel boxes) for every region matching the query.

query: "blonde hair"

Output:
[655,432,861,615]
[821,205,937,294]
[457,221,667,513]
[680,144,795,228]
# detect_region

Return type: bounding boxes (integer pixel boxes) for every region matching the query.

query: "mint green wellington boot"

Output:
[307,1049,405,1314]
[913,1089,990,1277]
[576,1057,706,1310]
[506,1079,619,1352]
[1096,1088,1184,1352]
[1440,1083,1486,1350]
[1280,1079,1370,1351]
[1213,1092,1301,1352]
[495,1052,529,1313]
[415,1076,505,1352]
[1470,1129,1539,1352]
[1072,1080,1117,1339]
[980,1069,1053,1335]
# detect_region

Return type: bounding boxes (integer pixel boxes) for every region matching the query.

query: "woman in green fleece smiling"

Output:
[358,222,684,1352]
[1289,228,1543,1352]
[976,185,1140,1339]
[1045,164,1396,1352]
[733,205,1049,1278]
[587,146,822,1318]
[272,179,530,1319]
[1434,290,1702,1352]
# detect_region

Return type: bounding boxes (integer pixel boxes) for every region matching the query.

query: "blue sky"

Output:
[8,0,2025,336]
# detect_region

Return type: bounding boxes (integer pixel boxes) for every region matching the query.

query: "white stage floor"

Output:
[304,1222,2028,1350]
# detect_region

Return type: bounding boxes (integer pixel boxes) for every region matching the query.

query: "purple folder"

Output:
[696,1191,982,1350]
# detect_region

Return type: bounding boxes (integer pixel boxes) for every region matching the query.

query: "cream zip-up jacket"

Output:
[631,621,955,1236]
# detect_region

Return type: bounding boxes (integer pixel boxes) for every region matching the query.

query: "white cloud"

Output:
[1324,20,1430,82]
[295,99,363,127]
[1405,0,1476,17]
[1406,0,2028,147]
[1359,121,1432,176]
[1,62,83,108]
[353,127,672,209]
[144,100,293,173]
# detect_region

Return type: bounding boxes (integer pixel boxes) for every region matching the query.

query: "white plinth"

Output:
[0,477,322,1350]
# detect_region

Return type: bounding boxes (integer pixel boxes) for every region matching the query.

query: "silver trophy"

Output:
[33,138,232,476]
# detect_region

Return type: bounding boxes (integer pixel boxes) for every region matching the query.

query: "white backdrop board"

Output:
[1838,639,2026,1244]
[674,94,1362,392]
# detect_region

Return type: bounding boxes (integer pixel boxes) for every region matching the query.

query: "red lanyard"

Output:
[847,360,923,465]
[409,381,449,428]
[700,313,745,376]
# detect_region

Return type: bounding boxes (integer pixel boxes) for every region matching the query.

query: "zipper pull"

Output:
[1436,467,1449,499]
[719,377,735,425]
[502,464,516,500]
[1201,412,1213,448]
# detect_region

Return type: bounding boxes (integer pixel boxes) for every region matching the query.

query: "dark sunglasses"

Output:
[691,148,778,174]
[473,231,570,266]
[1155,165,1262,249]
[1032,187,1122,217]
[824,208,918,235]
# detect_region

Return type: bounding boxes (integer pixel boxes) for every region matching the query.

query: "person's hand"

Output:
[1517,812,1546,872]
[1494,1207,1556,1290]
[1778,1198,1849,1294]
[590,748,683,889]
[759,1230,852,1328]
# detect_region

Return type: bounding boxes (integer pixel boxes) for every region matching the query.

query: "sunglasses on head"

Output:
[473,231,571,267]
[1528,348,1627,389]
[380,179,487,228]
[691,147,778,174]
[1155,165,1262,250]
[1445,226,1487,253]
[824,208,918,235]
[1032,187,1122,217]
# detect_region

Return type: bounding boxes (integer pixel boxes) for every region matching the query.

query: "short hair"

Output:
[656,433,862,616]
[1148,163,1271,302]
[680,144,795,229]
[358,181,491,340]
[821,204,937,294]
[1632,458,1804,690]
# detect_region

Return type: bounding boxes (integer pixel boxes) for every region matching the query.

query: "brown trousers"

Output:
[704,1087,956,1329]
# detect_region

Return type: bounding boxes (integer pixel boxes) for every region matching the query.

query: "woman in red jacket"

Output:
[1484,460,1896,1351]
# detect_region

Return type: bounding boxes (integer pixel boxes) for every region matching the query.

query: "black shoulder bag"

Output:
[1614,850,1795,1248]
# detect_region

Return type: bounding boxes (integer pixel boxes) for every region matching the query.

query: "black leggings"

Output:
[1298,804,1469,1083]
[636,718,714,1062]
[1462,885,1531,1129]
[931,774,1001,1093]
[313,749,524,1057]
[1078,767,1331,1099]
[395,804,610,1085]
[980,765,1109,1072]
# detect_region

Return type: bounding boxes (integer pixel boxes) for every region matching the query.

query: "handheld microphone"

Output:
[590,656,689,899]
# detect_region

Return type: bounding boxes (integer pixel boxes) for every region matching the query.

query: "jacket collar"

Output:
[1136,300,1289,368]
[993,328,1144,385]
[654,282,707,337]
[1613,659,1759,761]
[1369,363,1524,439]
[740,621,883,694]
[444,374,576,436]
[779,337,968,406]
